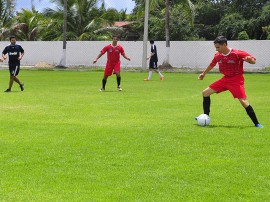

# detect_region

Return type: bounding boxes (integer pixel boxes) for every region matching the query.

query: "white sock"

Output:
[158,72,163,77]
[148,71,153,80]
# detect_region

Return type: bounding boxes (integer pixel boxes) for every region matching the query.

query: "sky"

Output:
[16,0,136,13]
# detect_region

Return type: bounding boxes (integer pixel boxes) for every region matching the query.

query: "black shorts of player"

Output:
[149,60,158,69]
[9,62,20,76]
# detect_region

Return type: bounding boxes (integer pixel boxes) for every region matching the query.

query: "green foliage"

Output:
[238,31,249,40]
[217,13,247,40]
[0,70,269,200]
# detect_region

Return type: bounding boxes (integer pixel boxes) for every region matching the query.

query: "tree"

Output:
[43,0,103,41]
[217,13,246,40]
[11,8,44,41]
[134,0,195,66]
[0,0,15,40]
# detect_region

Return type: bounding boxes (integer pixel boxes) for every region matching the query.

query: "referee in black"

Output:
[2,35,24,92]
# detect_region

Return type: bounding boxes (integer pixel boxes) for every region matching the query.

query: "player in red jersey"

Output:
[198,36,263,128]
[93,36,130,91]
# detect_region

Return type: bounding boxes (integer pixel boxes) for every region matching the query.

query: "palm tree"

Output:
[11,8,44,41]
[43,0,104,41]
[0,0,15,40]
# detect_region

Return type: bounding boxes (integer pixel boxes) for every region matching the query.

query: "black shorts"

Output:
[149,60,158,69]
[9,62,20,76]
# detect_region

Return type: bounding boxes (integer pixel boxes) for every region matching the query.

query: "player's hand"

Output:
[243,56,255,64]
[93,59,97,64]
[127,57,131,61]
[198,73,205,80]
[0,58,3,62]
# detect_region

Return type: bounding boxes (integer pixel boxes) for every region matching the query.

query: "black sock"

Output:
[102,79,107,89]
[117,77,121,87]
[245,105,259,125]
[203,96,211,115]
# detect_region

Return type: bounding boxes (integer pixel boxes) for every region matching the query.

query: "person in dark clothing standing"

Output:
[2,36,24,92]
[144,40,164,81]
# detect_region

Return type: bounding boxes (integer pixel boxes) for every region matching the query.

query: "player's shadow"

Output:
[194,124,253,129]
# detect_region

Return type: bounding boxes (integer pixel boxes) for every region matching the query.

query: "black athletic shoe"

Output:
[4,89,11,92]
[20,83,24,91]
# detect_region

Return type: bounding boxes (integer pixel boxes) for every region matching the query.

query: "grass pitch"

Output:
[0,70,269,201]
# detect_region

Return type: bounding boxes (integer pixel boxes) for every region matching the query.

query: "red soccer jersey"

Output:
[209,49,256,77]
[100,44,125,64]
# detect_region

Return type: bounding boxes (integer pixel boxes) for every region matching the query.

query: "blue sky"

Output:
[16,0,136,13]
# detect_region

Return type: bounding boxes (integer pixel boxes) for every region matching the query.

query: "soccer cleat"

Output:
[20,83,24,91]
[118,86,122,91]
[4,89,11,92]
[255,124,264,128]
[160,76,164,81]
[144,78,150,81]
[99,88,105,92]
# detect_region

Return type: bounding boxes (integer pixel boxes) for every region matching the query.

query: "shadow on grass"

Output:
[194,124,254,129]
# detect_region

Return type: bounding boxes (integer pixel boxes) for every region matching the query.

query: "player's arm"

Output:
[238,50,256,64]
[121,52,130,61]
[123,55,130,61]
[243,56,256,64]
[2,52,7,60]
[93,52,104,64]
[18,52,24,60]
[147,52,155,59]
[198,65,215,80]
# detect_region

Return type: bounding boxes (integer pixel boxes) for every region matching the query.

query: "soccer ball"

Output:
[195,114,210,126]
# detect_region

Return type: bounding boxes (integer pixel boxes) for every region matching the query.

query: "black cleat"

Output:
[20,83,24,91]
[4,89,11,92]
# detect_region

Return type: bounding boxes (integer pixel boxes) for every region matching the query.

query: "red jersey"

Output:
[209,49,256,77]
[100,44,125,64]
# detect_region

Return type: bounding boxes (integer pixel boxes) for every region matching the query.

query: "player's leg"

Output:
[5,66,15,92]
[153,61,164,80]
[13,66,24,91]
[203,78,226,115]
[101,65,113,91]
[115,72,122,91]
[239,98,263,128]
[229,78,263,128]
[145,61,154,81]
[113,63,122,91]
[101,75,108,91]
[202,87,216,115]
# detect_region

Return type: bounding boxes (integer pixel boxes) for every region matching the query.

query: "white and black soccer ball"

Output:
[195,114,210,126]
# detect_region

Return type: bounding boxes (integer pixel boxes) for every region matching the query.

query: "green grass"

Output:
[0,70,269,201]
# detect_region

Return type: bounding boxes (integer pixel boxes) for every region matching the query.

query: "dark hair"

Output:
[9,35,16,41]
[214,36,227,45]
[150,40,154,44]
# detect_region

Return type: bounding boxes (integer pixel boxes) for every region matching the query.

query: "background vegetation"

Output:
[0,0,270,41]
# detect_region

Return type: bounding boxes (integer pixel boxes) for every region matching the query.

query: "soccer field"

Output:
[0,70,269,201]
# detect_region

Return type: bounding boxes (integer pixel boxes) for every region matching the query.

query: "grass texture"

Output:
[0,70,269,201]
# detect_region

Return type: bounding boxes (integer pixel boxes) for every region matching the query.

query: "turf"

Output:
[0,70,269,201]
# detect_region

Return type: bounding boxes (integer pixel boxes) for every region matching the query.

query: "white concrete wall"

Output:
[0,40,269,69]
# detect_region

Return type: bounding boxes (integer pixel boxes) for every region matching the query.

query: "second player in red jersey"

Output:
[93,36,130,91]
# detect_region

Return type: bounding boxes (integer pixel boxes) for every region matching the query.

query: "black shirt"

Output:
[150,44,158,62]
[2,44,24,63]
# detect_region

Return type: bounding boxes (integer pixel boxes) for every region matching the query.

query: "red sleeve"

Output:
[209,53,219,67]
[235,49,256,61]
[100,44,110,54]
[119,45,125,55]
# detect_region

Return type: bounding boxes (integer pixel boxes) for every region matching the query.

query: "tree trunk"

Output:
[163,0,171,68]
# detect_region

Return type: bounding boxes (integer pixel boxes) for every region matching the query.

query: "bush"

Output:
[238,31,250,40]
